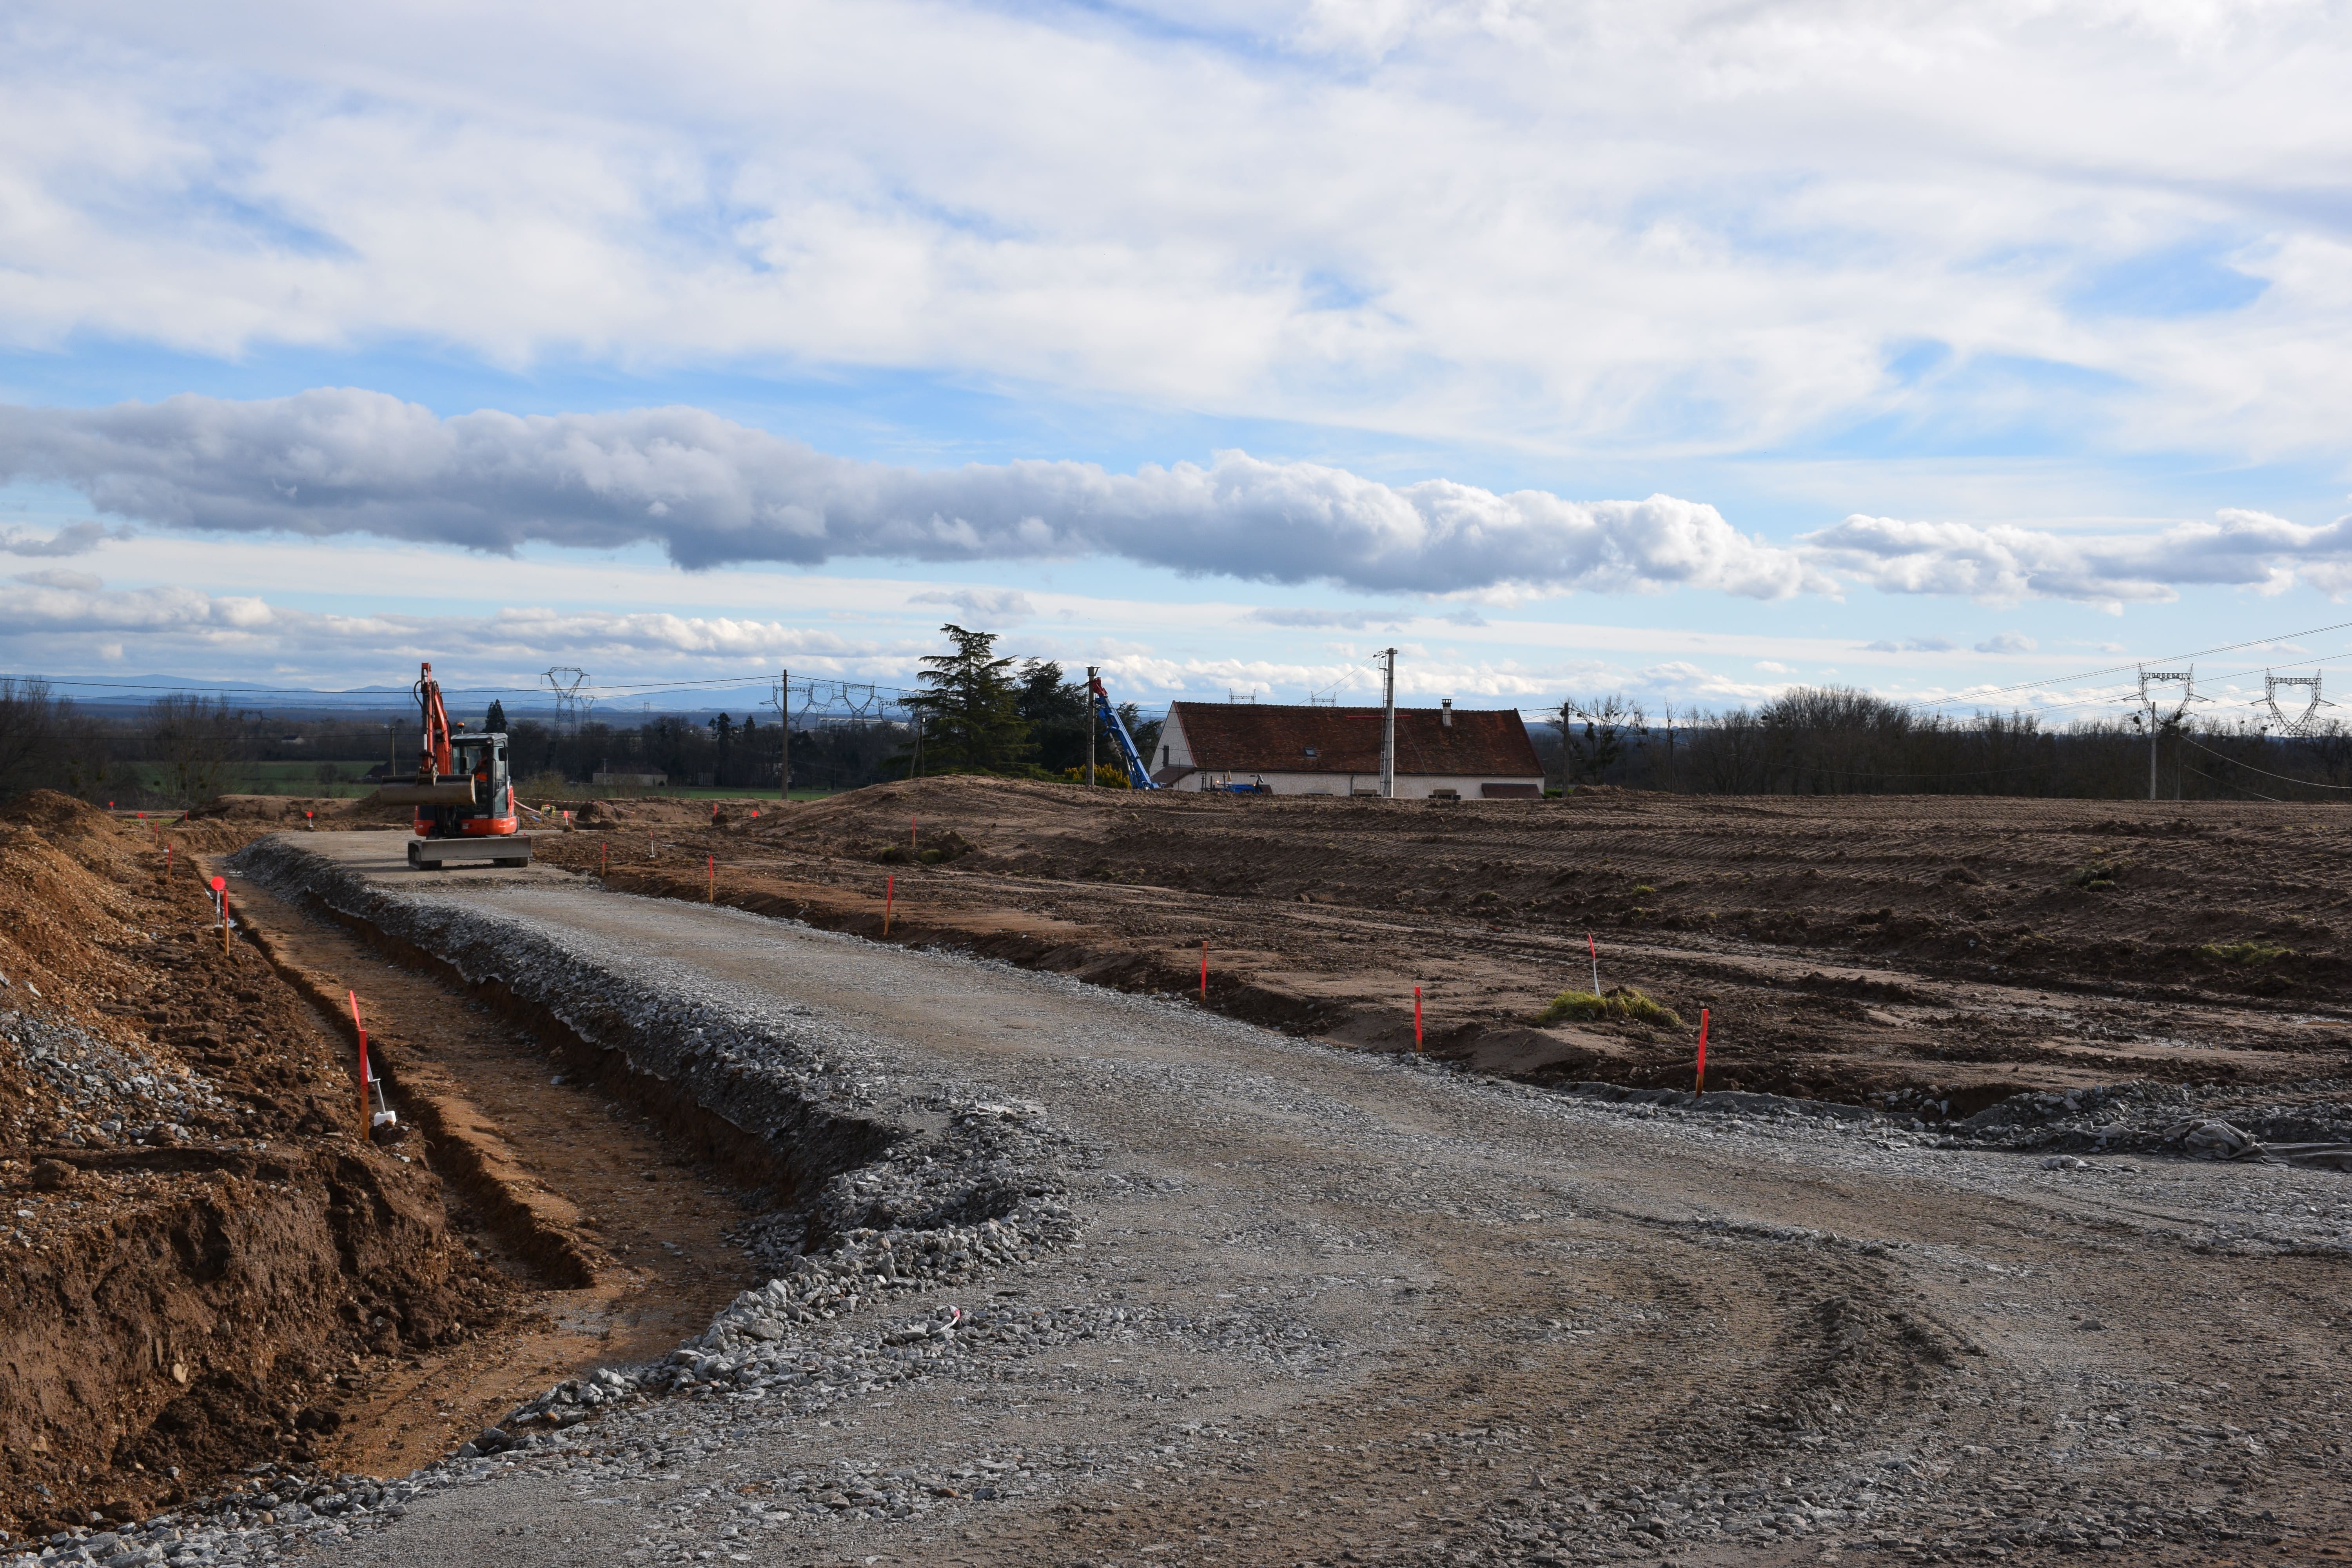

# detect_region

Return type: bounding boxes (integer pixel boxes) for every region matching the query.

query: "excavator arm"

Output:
[378,661,476,806]
[1087,673,1160,790]
[415,661,455,783]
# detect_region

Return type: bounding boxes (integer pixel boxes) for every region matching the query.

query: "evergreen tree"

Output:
[905,624,1029,773]
[485,699,508,731]
[1016,659,1092,774]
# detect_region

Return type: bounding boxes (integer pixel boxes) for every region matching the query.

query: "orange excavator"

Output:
[375,662,533,869]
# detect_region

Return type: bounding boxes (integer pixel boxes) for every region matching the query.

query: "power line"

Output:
[2181,760,2283,803]
[2178,732,2352,792]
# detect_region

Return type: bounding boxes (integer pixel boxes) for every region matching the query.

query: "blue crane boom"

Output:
[1087,672,1161,789]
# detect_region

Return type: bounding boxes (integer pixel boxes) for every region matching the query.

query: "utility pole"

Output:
[1085,665,1098,787]
[2136,665,2199,801]
[1379,647,1398,799]
[778,666,789,803]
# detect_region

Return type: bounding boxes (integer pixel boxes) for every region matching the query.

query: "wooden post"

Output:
[883,873,895,935]
[1414,985,1423,1053]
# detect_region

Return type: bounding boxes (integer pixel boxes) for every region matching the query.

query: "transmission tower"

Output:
[2256,671,2332,738]
[2131,664,2205,802]
[543,666,588,737]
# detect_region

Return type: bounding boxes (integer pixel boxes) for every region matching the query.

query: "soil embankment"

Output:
[530,779,2352,1117]
[217,871,766,1480]
[0,794,778,1539]
[0,793,512,1537]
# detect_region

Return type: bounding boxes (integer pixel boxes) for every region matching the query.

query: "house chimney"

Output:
[1441,697,1454,727]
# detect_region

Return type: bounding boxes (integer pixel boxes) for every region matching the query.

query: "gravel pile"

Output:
[1955,1078,2352,1163]
[13,1471,416,1567]
[1,1008,233,1153]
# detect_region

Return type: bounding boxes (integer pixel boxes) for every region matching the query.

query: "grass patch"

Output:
[2197,940,2292,966]
[2067,859,2127,890]
[1629,884,1657,896]
[1539,986,1684,1029]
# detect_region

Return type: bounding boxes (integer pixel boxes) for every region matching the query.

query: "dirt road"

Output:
[253,835,2352,1567]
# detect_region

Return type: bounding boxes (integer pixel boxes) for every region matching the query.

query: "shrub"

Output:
[1060,764,1132,789]
[2197,940,2291,966]
[2068,859,2126,890]
[1539,986,1684,1028]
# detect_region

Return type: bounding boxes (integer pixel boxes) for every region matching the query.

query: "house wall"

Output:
[1152,707,1195,775]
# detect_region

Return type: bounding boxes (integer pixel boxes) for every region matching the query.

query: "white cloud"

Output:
[2,2,2349,460]
[908,588,1036,622]
[0,389,1827,598]
[1244,607,1410,629]
[0,581,271,635]
[1862,636,1960,653]
[0,579,922,678]
[1974,631,2036,653]
[1801,509,2352,605]
[12,568,102,590]
[0,520,117,556]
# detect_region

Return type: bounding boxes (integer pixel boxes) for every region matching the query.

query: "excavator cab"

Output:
[435,732,516,837]
[375,661,533,869]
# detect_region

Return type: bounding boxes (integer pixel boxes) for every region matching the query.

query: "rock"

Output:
[30,1159,77,1191]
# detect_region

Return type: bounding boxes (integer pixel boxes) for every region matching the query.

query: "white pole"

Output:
[779,666,789,803]
[1379,647,1397,799]
[1086,665,1098,787]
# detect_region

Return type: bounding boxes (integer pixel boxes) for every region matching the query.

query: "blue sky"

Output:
[4,0,2351,722]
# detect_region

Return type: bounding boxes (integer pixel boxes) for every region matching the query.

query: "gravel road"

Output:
[54,857,2352,1568]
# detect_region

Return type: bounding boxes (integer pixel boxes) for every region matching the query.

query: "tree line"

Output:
[0,628,1170,807]
[18,661,2337,809]
[1548,685,2352,800]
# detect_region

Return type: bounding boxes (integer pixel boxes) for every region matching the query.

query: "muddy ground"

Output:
[535,779,2351,1122]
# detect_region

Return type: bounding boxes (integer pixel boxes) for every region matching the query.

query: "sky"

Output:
[4,0,2352,724]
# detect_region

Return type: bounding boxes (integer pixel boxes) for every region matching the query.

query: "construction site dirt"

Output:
[543,778,2352,1118]
[0,794,761,1538]
[5,779,2352,1566]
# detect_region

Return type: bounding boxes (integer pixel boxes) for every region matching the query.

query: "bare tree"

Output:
[0,677,64,799]
[1562,695,1647,786]
[149,694,240,808]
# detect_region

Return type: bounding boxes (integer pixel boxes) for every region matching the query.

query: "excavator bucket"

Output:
[376,779,479,806]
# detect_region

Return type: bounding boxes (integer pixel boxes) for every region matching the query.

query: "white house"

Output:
[1148,701,1546,799]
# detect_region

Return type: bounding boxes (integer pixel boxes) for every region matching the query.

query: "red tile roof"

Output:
[1168,702,1542,778]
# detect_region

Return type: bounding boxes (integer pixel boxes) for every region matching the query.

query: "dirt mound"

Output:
[0,788,114,837]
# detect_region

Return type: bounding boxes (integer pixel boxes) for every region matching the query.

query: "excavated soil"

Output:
[0,794,760,1543]
[533,779,2352,1120]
